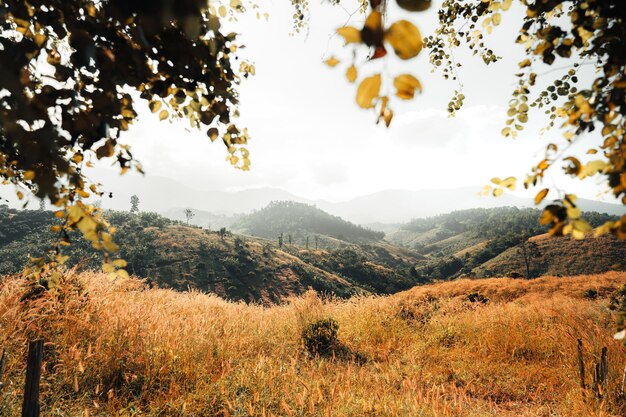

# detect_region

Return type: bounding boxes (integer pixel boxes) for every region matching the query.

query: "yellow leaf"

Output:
[364,11,383,33]
[567,206,581,219]
[72,152,83,163]
[346,65,357,83]
[17,191,24,200]
[385,20,422,60]
[219,5,227,17]
[518,59,531,68]
[492,12,502,26]
[116,269,130,280]
[394,74,422,100]
[500,176,516,190]
[23,170,36,181]
[534,188,549,205]
[102,263,115,273]
[149,101,162,113]
[579,160,607,178]
[571,219,592,239]
[207,127,219,141]
[337,26,361,44]
[492,188,504,197]
[356,74,381,109]
[113,259,127,268]
[103,239,119,253]
[325,56,340,67]
[159,110,169,121]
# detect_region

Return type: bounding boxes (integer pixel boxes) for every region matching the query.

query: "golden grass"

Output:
[0,271,625,416]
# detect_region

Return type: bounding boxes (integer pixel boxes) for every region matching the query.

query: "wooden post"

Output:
[577,339,586,391]
[22,339,44,417]
[0,349,6,389]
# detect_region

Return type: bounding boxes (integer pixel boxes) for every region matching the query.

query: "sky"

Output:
[3,0,617,208]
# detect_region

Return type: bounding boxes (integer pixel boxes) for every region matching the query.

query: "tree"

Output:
[218,227,227,240]
[130,195,140,214]
[184,208,194,225]
[518,238,541,279]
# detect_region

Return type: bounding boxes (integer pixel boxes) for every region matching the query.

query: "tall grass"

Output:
[0,271,624,416]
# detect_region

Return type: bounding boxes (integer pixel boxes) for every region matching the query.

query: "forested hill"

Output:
[232,201,385,242]
[386,207,623,281]
[390,207,617,249]
[0,205,420,303]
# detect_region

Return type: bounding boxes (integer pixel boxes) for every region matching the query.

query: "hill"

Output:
[385,207,625,281]
[0,206,420,303]
[233,201,385,243]
[0,271,624,416]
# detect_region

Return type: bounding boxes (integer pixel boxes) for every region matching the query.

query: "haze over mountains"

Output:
[3,170,621,225]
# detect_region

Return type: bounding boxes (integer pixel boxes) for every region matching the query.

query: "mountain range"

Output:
[2,170,624,225]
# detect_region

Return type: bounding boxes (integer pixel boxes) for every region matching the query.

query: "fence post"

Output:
[22,339,44,417]
[577,339,586,392]
[0,349,6,389]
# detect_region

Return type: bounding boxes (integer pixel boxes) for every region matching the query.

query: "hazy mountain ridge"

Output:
[6,173,623,225]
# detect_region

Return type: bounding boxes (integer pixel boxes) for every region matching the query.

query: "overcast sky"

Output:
[4,0,616,207]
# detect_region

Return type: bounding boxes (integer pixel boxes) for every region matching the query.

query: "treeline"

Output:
[403,207,617,239]
[402,207,620,282]
[234,201,385,242]
[0,206,179,275]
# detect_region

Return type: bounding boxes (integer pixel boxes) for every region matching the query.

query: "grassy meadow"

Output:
[0,271,625,416]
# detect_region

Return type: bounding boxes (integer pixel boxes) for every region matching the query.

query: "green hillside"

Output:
[0,205,420,303]
[233,201,385,244]
[386,207,624,280]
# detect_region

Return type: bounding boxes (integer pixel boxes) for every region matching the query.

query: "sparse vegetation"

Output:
[0,271,624,416]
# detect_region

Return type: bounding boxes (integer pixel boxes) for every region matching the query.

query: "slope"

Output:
[0,271,624,416]
[0,206,421,303]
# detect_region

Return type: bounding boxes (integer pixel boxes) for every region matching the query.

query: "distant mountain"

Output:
[317,188,626,224]
[2,170,623,225]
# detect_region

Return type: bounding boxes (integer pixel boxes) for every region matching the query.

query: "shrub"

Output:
[302,318,339,357]
[583,288,598,300]
[466,292,489,304]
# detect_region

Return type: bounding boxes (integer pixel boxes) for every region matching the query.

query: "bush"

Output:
[583,288,598,300]
[466,292,489,304]
[302,318,339,357]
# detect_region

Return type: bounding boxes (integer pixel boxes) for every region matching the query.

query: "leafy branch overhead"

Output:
[327,0,625,241]
[0,0,255,277]
[326,0,430,127]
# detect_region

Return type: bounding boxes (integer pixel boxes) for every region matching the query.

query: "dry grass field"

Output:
[1,271,625,416]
